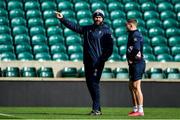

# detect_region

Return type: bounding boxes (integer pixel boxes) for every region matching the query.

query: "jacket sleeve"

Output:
[100,33,113,62]
[59,18,83,34]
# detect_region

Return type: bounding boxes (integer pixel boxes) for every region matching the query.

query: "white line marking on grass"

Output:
[0,113,15,117]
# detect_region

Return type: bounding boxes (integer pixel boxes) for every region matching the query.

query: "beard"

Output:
[94,20,103,25]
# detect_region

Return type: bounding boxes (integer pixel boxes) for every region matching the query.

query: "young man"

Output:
[55,9,113,115]
[126,19,146,117]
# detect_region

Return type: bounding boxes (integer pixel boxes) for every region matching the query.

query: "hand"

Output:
[55,11,63,19]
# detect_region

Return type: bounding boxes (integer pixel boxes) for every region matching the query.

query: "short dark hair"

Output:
[127,19,138,26]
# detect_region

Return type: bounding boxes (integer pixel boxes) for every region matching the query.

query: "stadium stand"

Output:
[0,0,179,80]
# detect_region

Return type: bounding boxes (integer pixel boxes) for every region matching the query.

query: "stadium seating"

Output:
[0,0,179,79]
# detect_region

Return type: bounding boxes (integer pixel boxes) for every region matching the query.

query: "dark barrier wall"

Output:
[0,81,180,107]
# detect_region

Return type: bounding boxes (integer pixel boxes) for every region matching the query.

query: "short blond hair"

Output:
[127,19,138,27]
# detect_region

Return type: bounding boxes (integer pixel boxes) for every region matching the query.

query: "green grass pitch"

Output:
[0,107,180,119]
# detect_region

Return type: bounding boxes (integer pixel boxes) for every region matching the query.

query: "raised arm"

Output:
[55,11,83,34]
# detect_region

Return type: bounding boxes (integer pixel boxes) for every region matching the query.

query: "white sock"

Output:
[138,105,144,113]
[133,106,138,112]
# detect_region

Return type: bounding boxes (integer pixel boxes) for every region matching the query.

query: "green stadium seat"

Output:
[30,26,45,36]
[143,36,151,45]
[77,10,92,20]
[43,10,56,19]
[21,67,37,77]
[174,54,180,62]
[70,53,83,61]
[157,54,173,62]
[146,19,162,29]
[73,0,89,3]
[45,18,60,28]
[48,35,65,45]
[35,53,51,61]
[119,45,127,56]
[108,53,121,62]
[78,67,85,77]
[0,26,11,34]
[168,36,180,47]
[75,1,90,11]
[33,44,49,54]
[28,18,44,28]
[8,1,23,10]
[66,35,82,46]
[141,2,156,12]
[171,46,180,56]
[174,3,180,12]
[147,68,165,79]
[61,10,75,18]
[163,19,179,29]
[3,67,20,77]
[127,10,143,19]
[0,17,9,26]
[143,44,153,54]
[41,1,57,11]
[125,2,140,12]
[0,9,8,17]
[136,19,145,28]
[67,44,83,55]
[144,53,156,61]
[24,1,40,11]
[160,11,176,20]
[17,52,34,61]
[122,54,127,61]
[50,44,66,54]
[58,1,73,11]
[165,68,180,79]
[149,27,164,38]
[166,28,180,38]
[122,0,134,4]
[38,67,54,78]
[61,67,78,77]
[0,34,13,45]
[14,34,30,45]
[15,44,32,54]
[0,52,16,61]
[114,27,126,38]
[13,26,28,36]
[171,0,180,4]
[91,1,107,12]
[52,53,69,61]
[9,9,25,19]
[26,10,42,19]
[114,67,129,79]
[31,35,47,45]
[151,36,167,47]
[47,26,63,37]
[112,45,119,54]
[110,10,126,20]
[144,11,159,21]
[64,28,77,37]
[11,17,26,27]
[153,46,170,55]
[0,44,14,53]
[178,12,180,21]
[79,18,93,26]
[158,2,173,12]
[138,27,148,36]
[116,35,128,46]
[101,67,114,79]
[112,19,126,29]
[0,1,6,10]
[108,1,123,12]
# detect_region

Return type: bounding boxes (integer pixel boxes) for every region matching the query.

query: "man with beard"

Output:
[55,9,113,115]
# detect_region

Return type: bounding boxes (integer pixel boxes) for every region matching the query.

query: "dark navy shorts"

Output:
[129,61,146,81]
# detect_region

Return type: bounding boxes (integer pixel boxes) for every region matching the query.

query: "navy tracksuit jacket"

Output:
[60,18,113,111]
